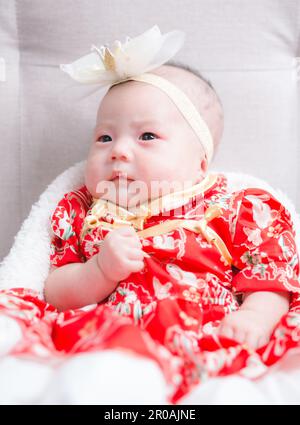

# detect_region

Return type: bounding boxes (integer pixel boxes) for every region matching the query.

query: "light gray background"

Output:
[0,0,299,261]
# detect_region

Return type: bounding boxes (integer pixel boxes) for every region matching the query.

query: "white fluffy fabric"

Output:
[0,160,300,404]
[0,351,169,405]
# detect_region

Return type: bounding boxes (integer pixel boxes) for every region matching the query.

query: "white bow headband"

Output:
[60,25,214,163]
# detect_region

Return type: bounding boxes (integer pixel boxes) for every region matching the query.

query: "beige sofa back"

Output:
[0,0,299,261]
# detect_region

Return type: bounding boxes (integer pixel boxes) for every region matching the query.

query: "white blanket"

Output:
[0,160,300,404]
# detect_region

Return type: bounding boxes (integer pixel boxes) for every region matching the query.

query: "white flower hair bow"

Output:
[60,25,214,163]
[60,25,185,86]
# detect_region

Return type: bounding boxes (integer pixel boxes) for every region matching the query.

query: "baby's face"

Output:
[85,80,207,207]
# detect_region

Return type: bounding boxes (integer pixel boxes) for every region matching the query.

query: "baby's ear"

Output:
[200,158,208,174]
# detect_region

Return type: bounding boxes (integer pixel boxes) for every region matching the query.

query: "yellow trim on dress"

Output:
[80,174,232,265]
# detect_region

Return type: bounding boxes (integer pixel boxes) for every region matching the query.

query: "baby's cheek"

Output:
[84,162,104,197]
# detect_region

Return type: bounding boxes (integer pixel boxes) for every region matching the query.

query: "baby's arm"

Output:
[218,290,290,349]
[45,226,145,311]
[217,187,298,349]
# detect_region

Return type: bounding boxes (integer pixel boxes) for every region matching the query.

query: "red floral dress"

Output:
[1,173,300,403]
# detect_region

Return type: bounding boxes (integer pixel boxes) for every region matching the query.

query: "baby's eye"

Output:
[139,132,158,141]
[97,135,112,143]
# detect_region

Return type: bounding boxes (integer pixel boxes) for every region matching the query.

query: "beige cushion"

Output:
[0,0,299,260]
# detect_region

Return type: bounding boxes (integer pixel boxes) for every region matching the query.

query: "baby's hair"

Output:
[167,60,213,87]
[166,59,223,108]
[164,60,224,157]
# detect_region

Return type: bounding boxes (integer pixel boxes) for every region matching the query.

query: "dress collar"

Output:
[81,174,219,235]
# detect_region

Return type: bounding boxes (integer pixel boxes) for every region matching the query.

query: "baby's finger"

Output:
[117,226,141,240]
[257,335,270,349]
[218,323,234,340]
[116,226,137,237]
[123,233,143,249]
[244,331,260,350]
[126,259,145,273]
[126,248,145,261]
[233,328,247,345]
[131,234,143,247]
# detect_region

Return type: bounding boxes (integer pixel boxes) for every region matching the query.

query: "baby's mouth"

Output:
[109,171,134,183]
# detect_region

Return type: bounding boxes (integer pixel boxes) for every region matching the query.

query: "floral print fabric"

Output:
[1,173,300,403]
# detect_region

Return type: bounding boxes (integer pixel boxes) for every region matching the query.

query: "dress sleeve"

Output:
[50,193,85,267]
[230,188,300,295]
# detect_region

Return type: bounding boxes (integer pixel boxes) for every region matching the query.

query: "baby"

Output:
[45,61,299,355]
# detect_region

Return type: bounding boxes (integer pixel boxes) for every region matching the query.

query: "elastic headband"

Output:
[112,73,213,162]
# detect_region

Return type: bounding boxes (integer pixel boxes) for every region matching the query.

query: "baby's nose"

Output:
[110,139,133,161]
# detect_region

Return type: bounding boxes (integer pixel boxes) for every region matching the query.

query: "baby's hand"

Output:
[97,226,145,282]
[218,309,272,350]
